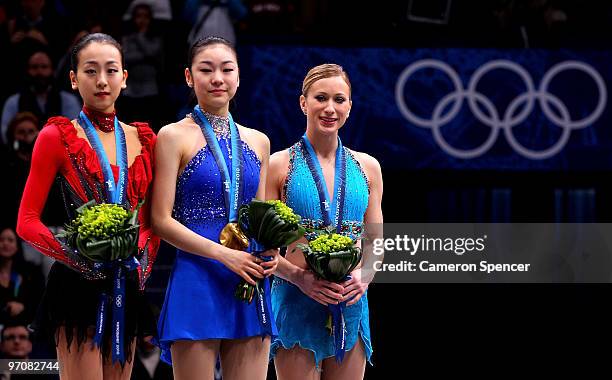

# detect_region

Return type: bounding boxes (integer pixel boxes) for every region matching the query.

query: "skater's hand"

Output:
[221,248,264,286]
[258,249,279,277]
[296,270,343,306]
[341,269,368,306]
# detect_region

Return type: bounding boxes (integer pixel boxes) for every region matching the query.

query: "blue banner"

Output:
[236,46,611,171]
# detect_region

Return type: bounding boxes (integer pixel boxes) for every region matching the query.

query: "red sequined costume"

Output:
[16,116,160,361]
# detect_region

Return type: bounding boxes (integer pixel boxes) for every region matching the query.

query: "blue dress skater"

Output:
[157,112,276,364]
[270,138,373,366]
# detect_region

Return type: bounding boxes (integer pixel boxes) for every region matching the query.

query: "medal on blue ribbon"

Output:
[301,134,350,362]
[301,134,347,232]
[78,111,135,364]
[191,105,248,250]
[192,106,273,336]
[78,111,128,205]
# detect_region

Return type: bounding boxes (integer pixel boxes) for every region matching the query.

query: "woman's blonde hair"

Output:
[302,63,351,97]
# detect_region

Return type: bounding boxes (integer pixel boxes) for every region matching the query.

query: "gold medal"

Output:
[219,222,249,250]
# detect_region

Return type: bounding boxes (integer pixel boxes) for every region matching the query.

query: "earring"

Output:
[302,109,307,115]
[188,83,193,88]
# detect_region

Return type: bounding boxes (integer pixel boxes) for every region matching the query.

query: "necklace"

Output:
[82,106,116,132]
[191,110,230,138]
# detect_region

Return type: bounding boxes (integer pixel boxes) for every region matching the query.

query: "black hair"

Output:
[187,36,237,70]
[132,3,153,18]
[1,320,30,342]
[70,33,124,72]
[130,4,155,36]
[24,46,53,67]
[0,227,28,271]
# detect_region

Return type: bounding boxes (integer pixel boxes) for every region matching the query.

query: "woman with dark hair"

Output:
[2,112,40,227]
[5,112,40,154]
[1,111,64,236]
[16,33,159,379]
[152,36,278,380]
[267,63,383,380]
[120,3,165,131]
[0,227,45,326]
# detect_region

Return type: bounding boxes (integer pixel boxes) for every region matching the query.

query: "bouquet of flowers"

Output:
[55,199,143,364]
[297,229,362,363]
[57,200,141,262]
[298,230,361,283]
[234,200,305,302]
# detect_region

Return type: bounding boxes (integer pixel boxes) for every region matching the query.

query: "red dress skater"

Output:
[16,116,160,361]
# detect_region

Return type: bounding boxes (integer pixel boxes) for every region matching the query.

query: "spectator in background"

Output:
[123,0,172,23]
[2,113,65,267]
[241,0,298,37]
[131,335,173,380]
[0,2,13,100]
[120,3,165,131]
[1,49,80,145]
[0,2,8,39]
[8,0,48,46]
[4,112,37,161]
[492,0,569,48]
[55,21,105,92]
[0,321,58,380]
[0,322,32,359]
[0,227,45,328]
[184,0,247,46]
[2,112,39,227]
[6,0,67,61]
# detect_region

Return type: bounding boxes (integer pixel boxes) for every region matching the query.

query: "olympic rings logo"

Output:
[115,295,123,308]
[395,59,607,159]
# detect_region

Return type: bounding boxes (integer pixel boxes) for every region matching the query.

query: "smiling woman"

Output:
[266,64,384,380]
[152,36,276,380]
[16,33,160,380]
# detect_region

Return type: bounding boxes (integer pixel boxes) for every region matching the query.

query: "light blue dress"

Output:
[270,138,373,366]
[157,112,276,364]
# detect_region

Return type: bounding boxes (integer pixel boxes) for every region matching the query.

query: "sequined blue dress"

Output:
[270,139,373,366]
[157,112,276,364]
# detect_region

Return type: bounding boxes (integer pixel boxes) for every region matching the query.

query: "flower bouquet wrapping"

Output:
[297,230,362,363]
[55,199,142,363]
[56,200,141,262]
[234,200,305,302]
[299,232,361,282]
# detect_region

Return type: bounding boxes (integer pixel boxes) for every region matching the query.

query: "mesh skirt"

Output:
[31,262,155,363]
[270,277,373,367]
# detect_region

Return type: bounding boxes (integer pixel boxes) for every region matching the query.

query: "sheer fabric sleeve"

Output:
[16,122,103,277]
[132,122,160,289]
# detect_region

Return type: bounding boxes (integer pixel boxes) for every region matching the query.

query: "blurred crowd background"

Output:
[1,0,611,378]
